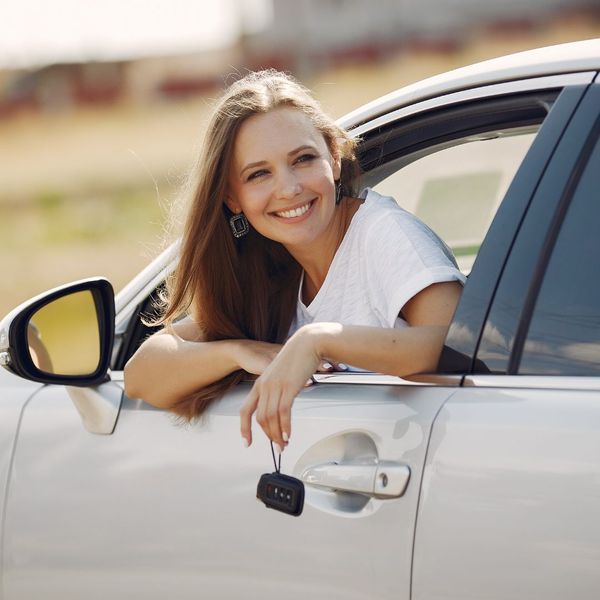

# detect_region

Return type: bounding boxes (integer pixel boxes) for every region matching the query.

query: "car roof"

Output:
[339,38,600,130]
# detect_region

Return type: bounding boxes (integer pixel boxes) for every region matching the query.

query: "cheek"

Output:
[237,188,271,221]
[302,161,337,189]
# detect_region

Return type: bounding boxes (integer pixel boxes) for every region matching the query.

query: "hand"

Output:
[233,340,282,375]
[240,325,324,450]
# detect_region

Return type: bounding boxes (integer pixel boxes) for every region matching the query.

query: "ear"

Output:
[331,149,342,181]
[225,196,241,214]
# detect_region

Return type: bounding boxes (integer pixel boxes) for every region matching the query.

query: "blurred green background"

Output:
[1,0,599,316]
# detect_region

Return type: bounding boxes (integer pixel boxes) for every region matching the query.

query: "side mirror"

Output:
[0,278,114,386]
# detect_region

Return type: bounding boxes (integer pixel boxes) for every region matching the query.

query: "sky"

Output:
[0,0,272,69]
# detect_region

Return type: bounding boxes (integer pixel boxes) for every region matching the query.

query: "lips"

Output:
[273,199,315,219]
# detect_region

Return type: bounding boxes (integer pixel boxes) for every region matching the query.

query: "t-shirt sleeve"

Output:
[364,207,466,328]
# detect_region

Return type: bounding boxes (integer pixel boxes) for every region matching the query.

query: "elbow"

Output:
[123,357,142,400]
[414,331,447,375]
[123,354,177,410]
[123,352,153,402]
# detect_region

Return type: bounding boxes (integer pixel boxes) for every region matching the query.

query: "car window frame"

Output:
[355,80,590,376]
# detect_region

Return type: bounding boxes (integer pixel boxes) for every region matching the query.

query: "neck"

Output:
[286,197,361,304]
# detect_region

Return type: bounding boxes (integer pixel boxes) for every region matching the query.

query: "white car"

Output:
[1,39,600,600]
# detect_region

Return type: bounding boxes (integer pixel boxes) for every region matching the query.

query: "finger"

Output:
[332,362,348,371]
[255,387,279,445]
[264,389,284,448]
[316,360,334,373]
[279,394,293,446]
[240,386,259,447]
[255,388,268,440]
[255,384,285,448]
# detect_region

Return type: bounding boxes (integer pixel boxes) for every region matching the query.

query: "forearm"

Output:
[124,334,240,409]
[306,322,448,377]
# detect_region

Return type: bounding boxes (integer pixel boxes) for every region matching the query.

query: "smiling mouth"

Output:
[273,200,315,219]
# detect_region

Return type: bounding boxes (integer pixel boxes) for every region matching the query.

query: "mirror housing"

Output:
[0,278,115,386]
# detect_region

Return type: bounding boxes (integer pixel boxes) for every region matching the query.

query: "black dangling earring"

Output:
[229,212,249,238]
[335,181,343,205]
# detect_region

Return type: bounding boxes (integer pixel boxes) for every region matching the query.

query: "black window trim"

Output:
[358,91,553,178]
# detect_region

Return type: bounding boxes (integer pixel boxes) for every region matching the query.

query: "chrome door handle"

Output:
[301,462,410,498]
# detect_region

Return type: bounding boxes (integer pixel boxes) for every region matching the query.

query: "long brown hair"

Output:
[155,70,359,420]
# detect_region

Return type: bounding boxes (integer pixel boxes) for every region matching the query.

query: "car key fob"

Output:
[257,472,304,516]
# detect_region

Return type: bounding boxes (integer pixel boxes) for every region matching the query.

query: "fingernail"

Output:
[242,438,249,448]
[274,443,282,454]
[338,363,348,370]
[323,362,333,370]
[282,432,289,442]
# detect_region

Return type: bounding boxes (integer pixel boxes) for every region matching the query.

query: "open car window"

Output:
[358,90,556,277]
[372,127,538,275]
[115,89,558,371]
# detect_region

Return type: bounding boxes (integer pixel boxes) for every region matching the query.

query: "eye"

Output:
[246,169,268,182]
[296,153,316,164]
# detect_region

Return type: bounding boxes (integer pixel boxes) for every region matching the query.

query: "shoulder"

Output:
[352,188,464,284]
[355,188,420,232]
[162,315,205,342]
[353,188,446,254]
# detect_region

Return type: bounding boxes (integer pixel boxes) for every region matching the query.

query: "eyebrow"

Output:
[239,144,318,177]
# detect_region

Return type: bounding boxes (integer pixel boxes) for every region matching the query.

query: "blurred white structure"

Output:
[247,0,596,73]
[0,0,597,115]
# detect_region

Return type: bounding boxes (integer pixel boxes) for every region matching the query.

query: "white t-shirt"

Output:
[290,188,466,334]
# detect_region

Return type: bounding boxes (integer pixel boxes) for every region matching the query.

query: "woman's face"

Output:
[227,106,341,252]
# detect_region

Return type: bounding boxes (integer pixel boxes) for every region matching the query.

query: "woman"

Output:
[124,70,464,452]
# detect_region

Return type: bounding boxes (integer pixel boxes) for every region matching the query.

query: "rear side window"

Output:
[519,129,600,375]
[374,129,537,274]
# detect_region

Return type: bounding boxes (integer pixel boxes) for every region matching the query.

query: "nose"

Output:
[275,167,302,201]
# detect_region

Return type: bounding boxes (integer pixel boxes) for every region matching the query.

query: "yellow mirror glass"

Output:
[28,290,100,376]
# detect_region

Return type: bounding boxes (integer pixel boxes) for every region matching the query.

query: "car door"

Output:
[0,368,42,585]
[1,74,594,600]
[413,78,600,600]
[2,369,455,600]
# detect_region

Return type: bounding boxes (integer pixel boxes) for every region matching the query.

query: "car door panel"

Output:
[413,384,600,600]
[3,378,456,600]
[0,370,42,597]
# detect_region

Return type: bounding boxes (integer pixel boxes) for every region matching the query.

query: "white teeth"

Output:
[275,201,312,219]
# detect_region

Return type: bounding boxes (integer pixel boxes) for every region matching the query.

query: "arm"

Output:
[27,322,54,373]
[317,279,463,376]
[124,316,281,410]
[240,281,462,448]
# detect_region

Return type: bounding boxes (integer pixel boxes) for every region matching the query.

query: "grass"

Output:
[0,185,173,315]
